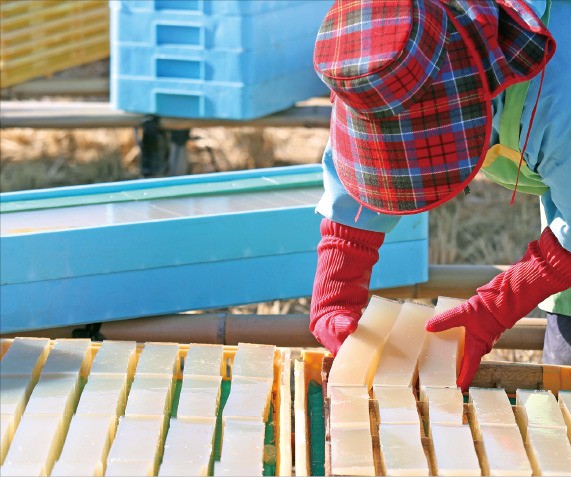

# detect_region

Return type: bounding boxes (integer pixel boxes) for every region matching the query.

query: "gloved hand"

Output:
[426,227,571,390]
[310,218,384,354]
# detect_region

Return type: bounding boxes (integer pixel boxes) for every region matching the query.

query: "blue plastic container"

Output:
[110,0,332,119]
[0,165,429,333]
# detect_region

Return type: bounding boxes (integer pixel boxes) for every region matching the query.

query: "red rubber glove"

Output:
[426,227,571,391]
[310,218,384,354]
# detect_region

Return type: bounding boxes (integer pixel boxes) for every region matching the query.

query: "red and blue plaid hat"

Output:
[314,0,555,214]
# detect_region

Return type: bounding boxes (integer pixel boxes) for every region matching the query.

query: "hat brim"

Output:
[331,14,492,215]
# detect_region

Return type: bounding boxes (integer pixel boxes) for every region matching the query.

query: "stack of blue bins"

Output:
[110,0,333,119]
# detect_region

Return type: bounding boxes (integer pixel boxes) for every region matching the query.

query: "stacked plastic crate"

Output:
[0,0,110,87]
[110,0,332,119]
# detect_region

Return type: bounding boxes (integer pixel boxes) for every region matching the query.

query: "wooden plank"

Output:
[0,99,332,129]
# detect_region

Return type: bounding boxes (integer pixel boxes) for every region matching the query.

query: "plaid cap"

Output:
[314,0,555,214]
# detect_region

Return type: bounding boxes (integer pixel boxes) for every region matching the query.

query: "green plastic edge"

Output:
[308,380,325,476]
[0,172,323,214]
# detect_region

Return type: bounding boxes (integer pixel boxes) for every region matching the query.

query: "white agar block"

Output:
[159,461,207,476]
[328,385,371,429]
[123,375,173,418]
[161,417,216,466]
[219,418,265,465]
[89,341,137,376]
[330,426,376,476]
[40,339,92,376]
[378,423,429,476]
[213,460,262,476]
[516,389,567,430]
[0,337,50,378]
[526,426,571,476]
[56,414,116,470]
[373,302,434,387]
[135,342,179,376]
[222,377,273,421]
[51,460,103,477]
[107,416,163,475]
[478,425,532,477]
[0,462,45,476]
[421,386,464,425]
[373,386,420,424]
[105,460,155,476]
[431,424,481,476]
[0,376,32,423]
[469,387,517,427]
[328,297,402,391]
[231,343,276,380]
[75,375,128,416]
[418,296,464,389]
[176,375,222,419]
[24,374,78,418]
[559,390,571,439]
[4,414,64,475]
[1,414,13,465]
[184,344,224,377]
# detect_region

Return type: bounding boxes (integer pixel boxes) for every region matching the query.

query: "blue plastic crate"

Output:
[111,68,328,119]
[111,1,332,50]
[121,0,308,16]
[0,165,428,333]
[113,35,317,83]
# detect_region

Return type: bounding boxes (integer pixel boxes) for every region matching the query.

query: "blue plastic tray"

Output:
[0,165,428,333]
[111,1,332,50]
[113,35,318,83]
[123,0,310,16]
[111,68,328,119]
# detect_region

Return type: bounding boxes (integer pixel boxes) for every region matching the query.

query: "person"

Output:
[309,0,571,390]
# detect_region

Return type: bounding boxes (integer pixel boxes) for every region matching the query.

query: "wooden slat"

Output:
[0,99,332,129]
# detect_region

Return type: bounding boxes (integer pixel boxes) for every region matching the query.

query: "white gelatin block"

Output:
[559,390,571,439]
[40,339,92,376]
[176,376,222,419]
[373,302,434,387]
[24,374,78,418]
[135,342,179,376]
[213,460,263,477]
[0,376,32,422]
[469,388,517,428]
[378,423,429,476]
[0,462,45,476]
[184,344,224,377]
[75,375,128,416]
[479,425,532,477]
[161,417,216,466]
[0,337,50,378]
[123,375,173,418]
[418,296,464,389]
[1,414,13,465]
[4,414,63,475]
[222,377,273,421]
[294,360,310,477]
[107,416,163,474]
[159,461,207,476]
[421,386,464,425]
[51,460,103,477]
[57,414,115,469]
[527,427,571,476]
[105,460,155,477]
[89,341,137,376]
[219,418,265,465]
[329,385,371,429]
[373,386,419,424]
[329,297,402,391]
[231,343,275,380]
[516,389,566,430]
[431,424,481,476]
[330,426,376,476]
